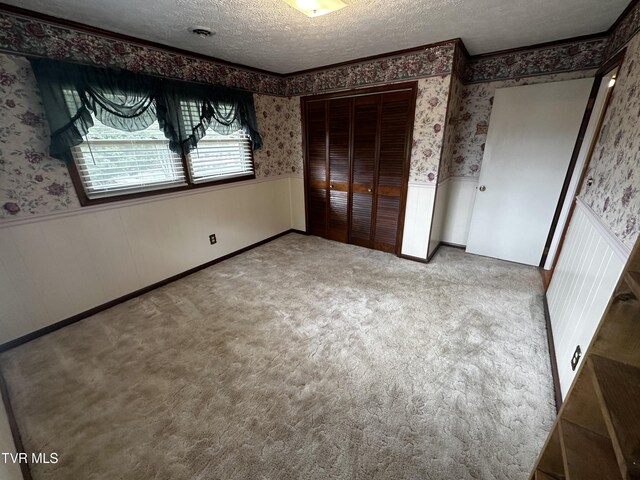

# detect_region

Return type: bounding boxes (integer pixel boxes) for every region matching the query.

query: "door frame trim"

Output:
[542,48,627,280]
[301,81,418,256]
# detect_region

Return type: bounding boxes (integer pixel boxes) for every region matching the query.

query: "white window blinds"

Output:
[72,118,187,199]
[187,131,254,184]
[66,92,255,201]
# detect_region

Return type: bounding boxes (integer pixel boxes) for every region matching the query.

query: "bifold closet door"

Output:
[327,98,352,243]
[350,95,380,248]
[304,85,414,255]
[374,91,412,252]
[305,100,328,237]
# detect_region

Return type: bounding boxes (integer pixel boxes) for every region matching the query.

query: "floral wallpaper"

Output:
[0,54,79,219]
[0,10,612,95]
[438,74,464,182]
[252,95,303,178]
[0,53,302,221]
[409,75,451,184]
[286,43,455,96]
[464,37,607,84]
[607,0,640,58]
[579,32,640,249]
[0,12,286,96]
[451,69,597,179]
[1,4,638,224]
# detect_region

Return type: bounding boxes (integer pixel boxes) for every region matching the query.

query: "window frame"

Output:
[65,129,256,207]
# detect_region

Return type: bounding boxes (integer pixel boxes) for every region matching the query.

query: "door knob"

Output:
[367,188,372,193]
[329,184,334,189]
[479,185,486,192]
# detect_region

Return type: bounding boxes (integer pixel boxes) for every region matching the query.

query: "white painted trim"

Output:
[0,174,295,229]
[575,197,631,261]
[448,176,479,183]
[408,181,436,189]
[438,175,479,186]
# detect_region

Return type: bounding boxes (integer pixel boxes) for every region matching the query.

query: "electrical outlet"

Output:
[209,234,217,245]
[571,345,581,371]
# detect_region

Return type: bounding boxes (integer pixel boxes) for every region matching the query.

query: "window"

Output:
[179,100,254,184]
[72,118,187,199]
[187,131,253,184]
[67,98,255,204]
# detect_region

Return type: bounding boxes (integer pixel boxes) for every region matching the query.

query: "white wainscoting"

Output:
[543,73,613,270]
[289,175,306,231]
[547,198,630,398]
[0,403,21,480]
[401,182,436,259]
[0,175,298,345]
[428,180,449,257]
[400,177,478,259]
[441,176,478,246]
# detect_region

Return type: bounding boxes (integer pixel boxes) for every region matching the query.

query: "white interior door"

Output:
[466,78,593,266]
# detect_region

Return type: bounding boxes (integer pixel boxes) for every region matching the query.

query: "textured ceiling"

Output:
[2,0,629,73]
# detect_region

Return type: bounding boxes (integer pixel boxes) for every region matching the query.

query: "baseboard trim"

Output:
[440,241,466,250]
[542,295,563,413]
[399,253,429,263]
[0,229,302,354]
[426,242,442,262]
[0,371,32,480]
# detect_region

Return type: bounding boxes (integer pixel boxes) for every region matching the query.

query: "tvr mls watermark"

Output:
[2,452,59,464]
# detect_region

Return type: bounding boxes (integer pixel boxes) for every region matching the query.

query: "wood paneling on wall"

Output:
[401,183,435,259]
[0,403,21,480]
[440,177,478,246]
[289,176,306,232]
[0,176,298,345]
[547,198,629,398]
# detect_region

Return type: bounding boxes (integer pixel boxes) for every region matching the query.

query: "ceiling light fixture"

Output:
[282,0,347,17]
[191,26,214,38]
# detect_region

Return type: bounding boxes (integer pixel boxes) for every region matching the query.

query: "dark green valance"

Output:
[30,59,263,161]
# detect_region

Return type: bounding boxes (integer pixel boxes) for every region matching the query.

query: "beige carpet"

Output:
[0,233,555,479]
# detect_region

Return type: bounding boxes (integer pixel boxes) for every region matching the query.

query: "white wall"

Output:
[427,181,449,257]
[547,198,629,397]
[288,176,306,231]
[0,401,21,480]
[0,175,301,345]
[440,177,478,247]
[401,183,435,259]
[544,72,615,270]
[401,177,478,259]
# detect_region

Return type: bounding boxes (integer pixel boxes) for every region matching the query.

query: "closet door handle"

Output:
[329,184,334,189]
[367,188,372,193]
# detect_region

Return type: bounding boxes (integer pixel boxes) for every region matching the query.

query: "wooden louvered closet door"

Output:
[327,98,351,243]
[303,84,415,255]
[374,91,413,252]
[305,100,328,237]
[350,95,380,249]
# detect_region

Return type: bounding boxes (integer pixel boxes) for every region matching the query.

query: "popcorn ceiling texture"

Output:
[1,3,639,243]
[0,0,627,72]
[0,235,556,480]
[0,10,617,96]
